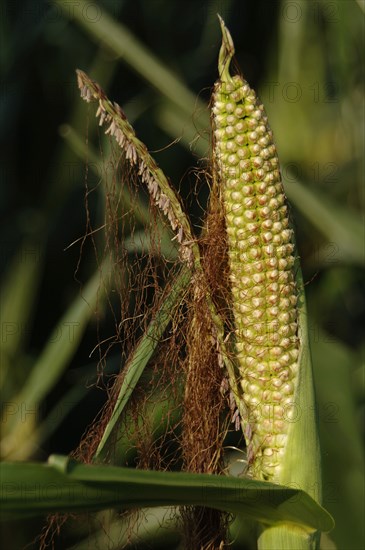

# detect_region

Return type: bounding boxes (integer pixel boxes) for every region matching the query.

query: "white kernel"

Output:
[215,114,226,127]
[213,101,225,113]
[257,182,267,193]
[226,178,240,189]
[249,396,261,407]
[235,121,246,133]
[271,346,283,357]
[269,198,278,209]
[278,271,292,283]
[225,125,235,137]
[244,328,255,340]
[243,197,255,208]
[263,231,273,242]
[236,230,247,241]
[231,191,242,201]
[282,382,294,395]
[252,156,264,168]
[259,206,272,221]
[249,144,261,155]
[272,222,282,233]
[267,295,278,306]
[268,282,279,292]
[245,356,256,368]
[242,185,254,196]
[244,210,256,220]
[254,260,264,272]
[266,184,276,195]
[252,285,264,296]
[241,172,254,183]
[267,270,279,280]
[238,303,251,314]
[261,148,272,160]
[272,378,283,389]
[266,257,278,268]
[248,131,258,142]
[226,114,236,125]
[280,338,291,348]
[240,159,251,171]
[231,205,243,216]
[234,106,245,117]
[214,128,225,140]
[289,295,297,306]
[251,297,264,308]
[253,273,265,284]
[247,222,259,233]
[249,247,261,259]
[280,353,291,365]
[248,382,260,395]
[226,140,237,152]
[272,391,282,401]
[237,146,249,159]
[263,244,274,256]
[279,205,288,216]
[225,102,235,113]
[240,276,251,287]
[237,240,248,250]
[281,229,292,241]
[248,235,260,246]
[254,169,265,180]
[270,333,281,345]
[279,312,290,324]
[245,117,258,131]
[233,216,245,227]
[228,154,239,165]
[258,136,270,147]
[252,309,264,321]
[258,195,268,205]
[284,406,296,420]
[269,361,281,371]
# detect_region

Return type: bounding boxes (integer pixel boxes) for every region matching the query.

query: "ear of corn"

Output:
[213,17,322,549]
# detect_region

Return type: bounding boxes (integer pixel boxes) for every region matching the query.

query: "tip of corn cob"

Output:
[217,15,235,83]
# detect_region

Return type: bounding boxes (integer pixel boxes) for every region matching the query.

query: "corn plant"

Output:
[3,3,364,549]
[1,16,335,550]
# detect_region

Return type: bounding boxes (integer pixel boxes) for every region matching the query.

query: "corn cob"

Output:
[212,18,300,483]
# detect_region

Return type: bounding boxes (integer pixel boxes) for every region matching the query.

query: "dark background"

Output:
[1,1,364,548]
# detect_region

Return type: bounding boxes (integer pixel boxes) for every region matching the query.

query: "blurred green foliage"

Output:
[0,1,364,548]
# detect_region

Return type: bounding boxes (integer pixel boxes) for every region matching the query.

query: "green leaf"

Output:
[0,454,334,534]
[94,266,191,459]
[0,237,44,395]
[0,259,111,459]
[284,174,364,266]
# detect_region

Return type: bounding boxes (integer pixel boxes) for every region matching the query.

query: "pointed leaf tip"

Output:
[217,15,235,81]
